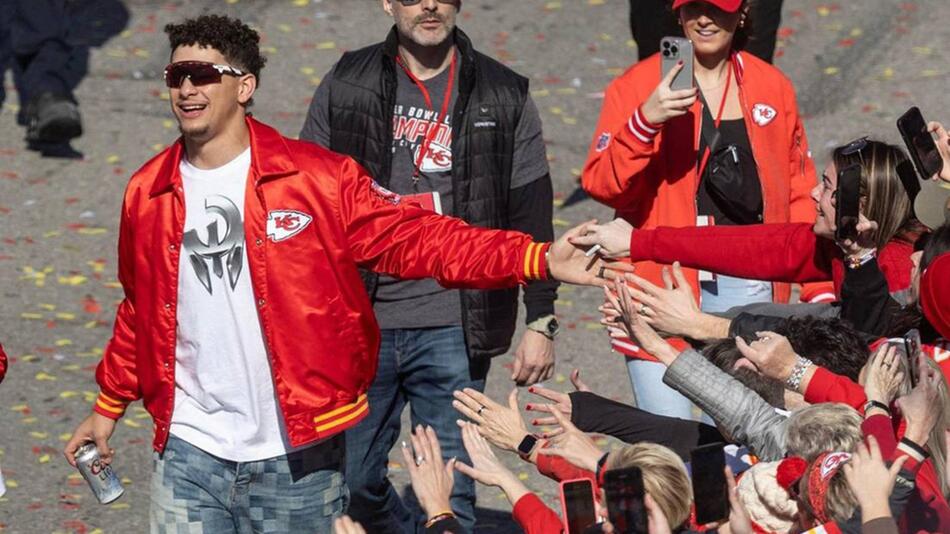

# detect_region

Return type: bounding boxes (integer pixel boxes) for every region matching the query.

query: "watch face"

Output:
[547,318,560,335]
[518,434,538,455]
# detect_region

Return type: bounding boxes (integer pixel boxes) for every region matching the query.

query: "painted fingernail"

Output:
[526,404,534,410]
[528,387,536,393]
[532,420,539,425]
[677,60,684,66]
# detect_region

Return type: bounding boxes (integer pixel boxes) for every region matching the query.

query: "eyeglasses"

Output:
[840,136,868,157]
[163,61,246,89]
[395,0,455,5]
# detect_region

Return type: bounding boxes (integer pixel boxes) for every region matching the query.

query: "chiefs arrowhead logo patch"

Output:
[267,210,312,242]
[752,103,777,127]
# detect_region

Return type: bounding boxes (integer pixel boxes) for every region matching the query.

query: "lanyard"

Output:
[395,52,457,182]
[697,63,733,178]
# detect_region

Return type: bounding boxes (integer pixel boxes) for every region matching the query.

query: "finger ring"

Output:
[638,305,650,316]
[415,455,426,466]
[476,405,486,416]
[597,265,607,279]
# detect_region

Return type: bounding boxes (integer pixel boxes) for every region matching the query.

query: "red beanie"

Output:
[921,253,950,339]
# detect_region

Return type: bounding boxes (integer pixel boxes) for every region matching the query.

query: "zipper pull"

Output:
[730,145,738,164]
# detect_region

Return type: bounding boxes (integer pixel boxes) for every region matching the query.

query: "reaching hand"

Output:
[333,515,367,534]
[640,61,699,125]
[896,357,943,444]
[604,279,680,365]
[842,435,907,521]
[399,425,455,521]
[837,213,879,256]
[453,422,520,488]
[734,331,800,383]
[526,369,590,437]
[511,329,555,386]
[548,220,635,287]
[725,466,753,534]
[453,388,530,453]
[568,218,634,259]
[863,344,905,406]
[604,263,708,340]
[535,407,605,472]
[928,121,950,183]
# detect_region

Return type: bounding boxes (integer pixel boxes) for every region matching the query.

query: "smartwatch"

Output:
[517,434,540,457]
[527,314,560,340]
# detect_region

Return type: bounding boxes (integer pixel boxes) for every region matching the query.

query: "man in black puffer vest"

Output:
[299,0,558,531]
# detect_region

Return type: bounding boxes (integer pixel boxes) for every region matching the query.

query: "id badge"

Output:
[696,215,716,282]
[402,191,443,214]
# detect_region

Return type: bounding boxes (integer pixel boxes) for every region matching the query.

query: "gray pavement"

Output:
[0,0,946,532]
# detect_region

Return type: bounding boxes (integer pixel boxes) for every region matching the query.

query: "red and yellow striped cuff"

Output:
[523,242,551,281]
[313,393,369,435]
[94,391,129,420]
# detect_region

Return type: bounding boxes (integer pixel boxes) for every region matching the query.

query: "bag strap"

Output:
[696,63,733,177]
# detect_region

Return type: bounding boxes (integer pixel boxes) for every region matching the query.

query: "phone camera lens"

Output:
[662,41,670,49]
[662,50,670,57]
[670,45,679,55]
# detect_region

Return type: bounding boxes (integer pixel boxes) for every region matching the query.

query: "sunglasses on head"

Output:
[840,136,869,157]
[395,0,455,5]
[163,61,246,89]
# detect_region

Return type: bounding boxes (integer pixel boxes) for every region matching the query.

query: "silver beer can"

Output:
[75,443,124,504]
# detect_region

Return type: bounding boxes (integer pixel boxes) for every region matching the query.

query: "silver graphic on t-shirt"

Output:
[183,195,244,295]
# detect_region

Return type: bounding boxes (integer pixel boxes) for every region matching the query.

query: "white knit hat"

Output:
[736,461,800,533]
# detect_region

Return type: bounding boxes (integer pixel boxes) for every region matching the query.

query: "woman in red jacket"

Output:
[581,0,818,419]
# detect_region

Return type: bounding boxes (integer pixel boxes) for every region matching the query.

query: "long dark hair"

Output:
[885,224,950,340]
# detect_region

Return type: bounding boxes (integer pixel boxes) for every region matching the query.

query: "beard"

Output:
[178,120,211,142]
[396,11,455,47]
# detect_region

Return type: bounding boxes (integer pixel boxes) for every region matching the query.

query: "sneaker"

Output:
[24,92,83,143]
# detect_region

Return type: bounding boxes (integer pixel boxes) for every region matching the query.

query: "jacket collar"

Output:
[148,115,297,197]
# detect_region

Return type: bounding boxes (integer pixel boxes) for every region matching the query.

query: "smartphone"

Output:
[660,36,694,91]
[560,478,597,534]
[897,107,942,180]
[904,328,922,387]
[690,443,729,525]
[604,467,647,534]
[835,163,862,242]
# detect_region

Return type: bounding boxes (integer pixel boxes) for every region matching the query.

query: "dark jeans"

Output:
[345,326,489,533]
[628,0,784,63]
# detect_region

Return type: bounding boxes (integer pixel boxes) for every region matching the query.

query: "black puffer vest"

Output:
[325,28,529,360]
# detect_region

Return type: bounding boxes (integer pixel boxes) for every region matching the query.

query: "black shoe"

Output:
[24,92,83,143]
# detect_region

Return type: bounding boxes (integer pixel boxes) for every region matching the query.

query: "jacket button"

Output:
[256,238,263,246]
[258,298,265,307]
[164,362,169,368]
[164,303,171,309]
[168,244,176,251]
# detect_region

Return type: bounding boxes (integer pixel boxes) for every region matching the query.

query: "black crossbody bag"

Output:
[697,92,764,225]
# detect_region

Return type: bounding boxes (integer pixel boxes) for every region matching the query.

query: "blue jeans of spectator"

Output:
[149,434,347,534]
[627,275,771,421]
[345,326,488,533]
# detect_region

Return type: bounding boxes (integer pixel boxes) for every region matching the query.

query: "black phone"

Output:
[904,328,922,387]
[561,478,597,534]
[897,107,942,180]
[835,163,862,242]
[604,467,647,534]
[690,443,729,525]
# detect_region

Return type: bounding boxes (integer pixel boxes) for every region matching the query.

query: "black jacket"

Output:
[319,27,556,359]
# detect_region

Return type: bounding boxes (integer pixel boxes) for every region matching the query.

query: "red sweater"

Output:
[861,414,950,534]
[628,223,914,295]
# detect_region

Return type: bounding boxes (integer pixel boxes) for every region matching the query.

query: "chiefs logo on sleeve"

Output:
[267,210,313,242]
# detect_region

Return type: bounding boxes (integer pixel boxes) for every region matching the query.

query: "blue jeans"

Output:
[627,275,771,421]
[149,435,347,534]
[345,326,488,533]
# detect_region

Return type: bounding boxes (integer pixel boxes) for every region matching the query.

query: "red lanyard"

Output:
[395,52,457,181]
[697,63,733,178]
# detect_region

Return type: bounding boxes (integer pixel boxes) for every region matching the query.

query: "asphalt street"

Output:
[0,0,946,532]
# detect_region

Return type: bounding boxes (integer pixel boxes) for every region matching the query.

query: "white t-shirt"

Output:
[169,147,292,461]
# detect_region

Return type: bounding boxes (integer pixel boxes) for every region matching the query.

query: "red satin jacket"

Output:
[93,117,550,452]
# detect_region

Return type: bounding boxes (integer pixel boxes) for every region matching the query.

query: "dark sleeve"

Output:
[835,466,914,534]
[569,391,723,461]
[840,258,903,336]
[424,517,467,534]
[860,518,899,534]
[728,312,788,339]
[508,175,558,323]
[298,67,334,148]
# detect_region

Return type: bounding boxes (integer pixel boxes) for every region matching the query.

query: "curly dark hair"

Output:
[781,316,868,381]
[703,338,786,408]
[164,15,267,87]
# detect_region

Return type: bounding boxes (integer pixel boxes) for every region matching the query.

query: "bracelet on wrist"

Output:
[785,355,813,391]
[864,400,890,414]
[845,248,877,270]
[425,511,456,528]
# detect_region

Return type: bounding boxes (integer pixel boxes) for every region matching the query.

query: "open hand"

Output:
[535,407,605,472]
[453,388,529,453]
[863,343,905,406]
[400,425,455,520]
[548,220,635,287]
[641,60,699,125]
[568,218,634,259]
[526,369,590,437]
[734,331,799,383]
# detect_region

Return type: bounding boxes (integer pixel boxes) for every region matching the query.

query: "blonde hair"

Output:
[923,357,950,499]
[786,404,863,460]
[606,443,692,528]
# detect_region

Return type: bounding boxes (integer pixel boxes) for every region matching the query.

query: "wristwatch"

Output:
[527,314,560,340]
[517,434,540,457]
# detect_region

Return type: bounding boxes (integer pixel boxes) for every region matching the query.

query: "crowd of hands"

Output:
[332,257,947,533]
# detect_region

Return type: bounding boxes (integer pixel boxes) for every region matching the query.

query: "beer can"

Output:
[75,443,124,504]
